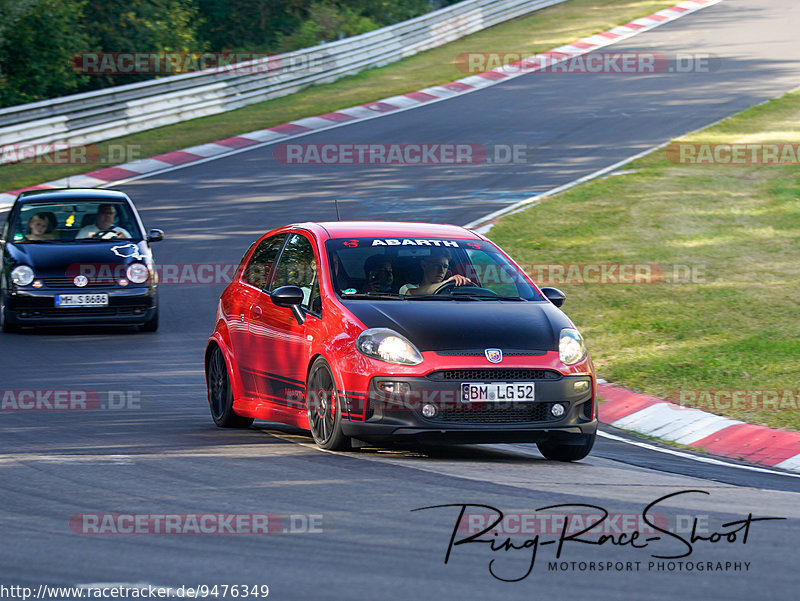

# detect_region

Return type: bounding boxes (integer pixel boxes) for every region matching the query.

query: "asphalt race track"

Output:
[1,1,799,599]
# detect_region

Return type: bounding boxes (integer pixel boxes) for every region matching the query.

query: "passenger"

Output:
[400,249,470,295]
[363,254,394,293]
[25,212,56,240]
[76,204,131,239]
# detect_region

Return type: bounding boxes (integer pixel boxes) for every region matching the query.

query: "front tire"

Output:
[139,307,158,332]
[0,301,20,333]
[537,431,596,462]
[207,345,253,428]
[306,357,351,451]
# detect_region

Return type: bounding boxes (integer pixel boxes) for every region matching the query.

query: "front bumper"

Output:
[4,286,157,327]
[340,372,596,444]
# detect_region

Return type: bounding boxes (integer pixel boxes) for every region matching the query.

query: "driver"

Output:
[76,204,132,239]
[400,248,470,295]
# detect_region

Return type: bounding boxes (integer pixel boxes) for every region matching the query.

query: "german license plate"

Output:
[461,382,535,402]
[55,294,109,307]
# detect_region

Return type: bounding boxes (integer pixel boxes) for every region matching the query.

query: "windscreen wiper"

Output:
[403,294,479,301]
[340,292,406,300]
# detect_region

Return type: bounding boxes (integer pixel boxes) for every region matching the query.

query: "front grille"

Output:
[429,402,565,424]
[18,307,142,318]
[427,369,561,381]
[42,277,119,288]
[435,349,547,357]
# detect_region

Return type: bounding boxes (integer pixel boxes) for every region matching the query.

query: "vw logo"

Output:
[73,275,88,288]
[484,348,502,363]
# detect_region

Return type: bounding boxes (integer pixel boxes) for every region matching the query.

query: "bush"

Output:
[0,0,89,106]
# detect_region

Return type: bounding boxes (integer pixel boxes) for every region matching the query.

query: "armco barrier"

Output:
[0,0,566,164]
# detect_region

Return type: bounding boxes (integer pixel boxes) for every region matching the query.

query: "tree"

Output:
[342,0,432,26]
[79,0,202,88]
[0,0,89,107]
[279,2,378,50]
[195,0,307,53]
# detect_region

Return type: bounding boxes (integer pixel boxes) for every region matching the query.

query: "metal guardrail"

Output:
[0,0,566,163]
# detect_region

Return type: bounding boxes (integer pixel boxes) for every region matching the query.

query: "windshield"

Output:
[325,237,543,301]
[9,201,142,243]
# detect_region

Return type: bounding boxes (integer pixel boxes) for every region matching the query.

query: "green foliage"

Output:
[0,0,460,107]
[278,2,378,51]
[333,0,432,28]
[82,0,199,52]
[79,0,202,89]
[195,0,307,53]
[0,0,90,106]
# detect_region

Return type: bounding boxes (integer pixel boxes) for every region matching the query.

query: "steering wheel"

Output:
[434,279,478,294]
[92,229,122,240]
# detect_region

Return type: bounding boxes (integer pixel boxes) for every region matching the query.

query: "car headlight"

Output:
[10,265,35,287]
[127,263,149,284]
[356,328,423,365]
[559,328,586,365]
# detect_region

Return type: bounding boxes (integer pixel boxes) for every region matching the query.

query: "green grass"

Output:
[0,0,677,192]
[489,91,800,431]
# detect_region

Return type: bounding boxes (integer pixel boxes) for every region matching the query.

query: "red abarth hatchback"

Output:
[205,222,597,460]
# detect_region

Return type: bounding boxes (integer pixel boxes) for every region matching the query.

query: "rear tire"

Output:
[537,431,596,462]
[207,345,253,428]
[306,357,351,451]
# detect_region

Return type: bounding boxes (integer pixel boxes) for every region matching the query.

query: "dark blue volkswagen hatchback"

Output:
[0,188,163,332]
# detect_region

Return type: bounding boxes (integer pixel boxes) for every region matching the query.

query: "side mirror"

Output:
[540,287,566,307]
[146,229,164,243]
[271,285,305,325]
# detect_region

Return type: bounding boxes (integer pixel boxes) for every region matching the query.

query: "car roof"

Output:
[15,188,131,205]
[300,221,482,240]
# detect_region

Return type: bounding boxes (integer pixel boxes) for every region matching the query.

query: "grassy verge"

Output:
[1,0,677,192]
[489,90,800,431]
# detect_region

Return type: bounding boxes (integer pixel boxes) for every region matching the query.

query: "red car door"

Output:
[248,232,320,416]
[227,234,287,400]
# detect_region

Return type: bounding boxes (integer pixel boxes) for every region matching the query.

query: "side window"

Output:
[308,278,322,315]
[235,241,256,274]
[242,234,286,288]
[271,233,317,309]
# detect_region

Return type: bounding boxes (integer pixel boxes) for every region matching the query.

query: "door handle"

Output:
[251,305,263,319]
